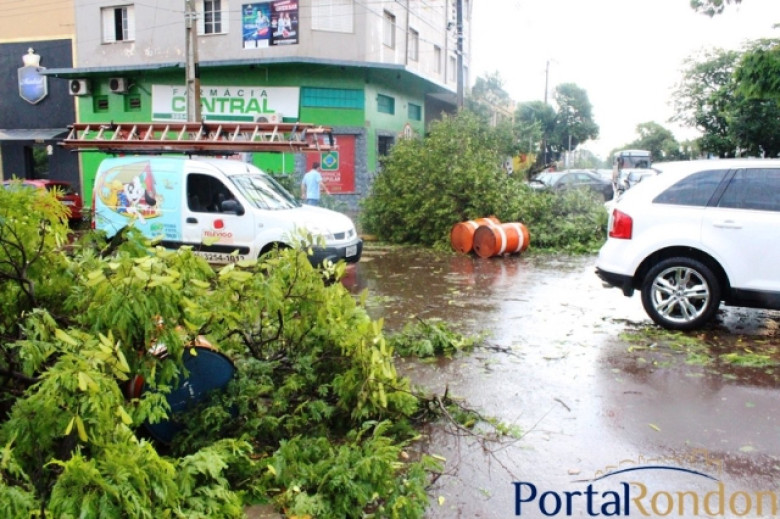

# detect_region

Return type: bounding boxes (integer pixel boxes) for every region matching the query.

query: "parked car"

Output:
[2,178,83,222]
[596,159,780,330]
[529,169,614,201]
[614,167,659,196]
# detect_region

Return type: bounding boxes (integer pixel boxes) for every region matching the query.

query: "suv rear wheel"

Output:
[640,257,721,330]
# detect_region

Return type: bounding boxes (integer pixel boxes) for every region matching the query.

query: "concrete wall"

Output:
[72,0,464,91]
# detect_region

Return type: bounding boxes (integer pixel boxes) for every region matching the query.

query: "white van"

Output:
[92,156,362,265]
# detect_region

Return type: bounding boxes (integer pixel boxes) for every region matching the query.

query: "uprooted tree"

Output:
[0,182,451,518]
[360,110,609,253]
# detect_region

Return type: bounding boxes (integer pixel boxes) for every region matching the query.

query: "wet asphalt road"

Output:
[342,245,780,519]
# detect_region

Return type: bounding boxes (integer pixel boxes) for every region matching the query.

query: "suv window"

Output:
[717,168,780,212]
[653,169,728,207]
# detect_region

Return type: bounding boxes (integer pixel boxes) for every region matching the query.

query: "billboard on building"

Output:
[242,1,299,49]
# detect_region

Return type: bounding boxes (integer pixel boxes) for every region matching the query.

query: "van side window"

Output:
[187,173,238,213]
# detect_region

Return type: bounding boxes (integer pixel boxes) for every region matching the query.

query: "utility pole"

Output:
[542,60,550,166]
[184,0,202,121]
[456,0,464,108]
[544,60,550,105]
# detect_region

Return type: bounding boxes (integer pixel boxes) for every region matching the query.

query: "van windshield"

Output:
[231,174,300,210]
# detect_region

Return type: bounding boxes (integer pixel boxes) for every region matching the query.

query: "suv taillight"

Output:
[609,209,633,239]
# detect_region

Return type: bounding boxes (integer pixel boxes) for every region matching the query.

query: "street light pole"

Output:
[185,0,202,121]
[456,0,464,109]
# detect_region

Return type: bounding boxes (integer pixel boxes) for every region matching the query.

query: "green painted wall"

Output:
[75,65,430,206]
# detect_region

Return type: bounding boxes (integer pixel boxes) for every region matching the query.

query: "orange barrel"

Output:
[472,222,530,258]
[450,216,501,254]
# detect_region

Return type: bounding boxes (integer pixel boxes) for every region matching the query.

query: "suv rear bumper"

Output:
[595,267,635,297]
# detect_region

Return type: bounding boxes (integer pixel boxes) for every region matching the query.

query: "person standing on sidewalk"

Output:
[301,162,328,205]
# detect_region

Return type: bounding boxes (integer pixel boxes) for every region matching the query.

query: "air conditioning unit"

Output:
[256,113,283,124]
[69,79,91,96]
[108,77,128,94]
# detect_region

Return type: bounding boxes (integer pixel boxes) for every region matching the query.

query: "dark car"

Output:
[529,169,614,201]
[2,179,84,222]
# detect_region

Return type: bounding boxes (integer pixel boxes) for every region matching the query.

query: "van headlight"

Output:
[306,225,335,241]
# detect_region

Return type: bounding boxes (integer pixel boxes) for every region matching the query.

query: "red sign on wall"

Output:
[306,134,355,194]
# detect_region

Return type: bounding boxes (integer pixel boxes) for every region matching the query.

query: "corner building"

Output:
[0,1,79,188]
[44,0,472,209]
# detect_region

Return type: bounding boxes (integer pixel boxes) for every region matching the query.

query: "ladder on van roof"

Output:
[59,121,336,154]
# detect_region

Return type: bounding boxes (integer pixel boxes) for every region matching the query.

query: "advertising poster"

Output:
[242,3,272,48]
[306,135,356,194]
[271,1,298,45]
[243,1,299,49]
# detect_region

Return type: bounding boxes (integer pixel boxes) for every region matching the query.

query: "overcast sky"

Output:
[470,0,780,158]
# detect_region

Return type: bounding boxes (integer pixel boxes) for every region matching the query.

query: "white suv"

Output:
[596,159,780,330]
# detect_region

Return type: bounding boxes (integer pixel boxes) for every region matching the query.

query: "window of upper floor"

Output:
[434,45,442,74]
[383,11,396,48]
[408,28,419,61]
[377,94,395,115]
[101,5,135,43]
[408,103,422,121]
[312,0,354,33]
[198,0,228,35]
[448,55,456,82]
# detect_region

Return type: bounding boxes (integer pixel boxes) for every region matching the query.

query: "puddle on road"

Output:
[342,245,780,518]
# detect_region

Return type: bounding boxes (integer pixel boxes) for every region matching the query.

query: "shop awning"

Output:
[0,129,69,141]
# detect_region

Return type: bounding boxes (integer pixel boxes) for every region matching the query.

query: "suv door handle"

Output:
[713,220,741,229]
[186,217,198,224]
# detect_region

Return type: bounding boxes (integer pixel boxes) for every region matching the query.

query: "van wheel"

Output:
[640,257,721,331]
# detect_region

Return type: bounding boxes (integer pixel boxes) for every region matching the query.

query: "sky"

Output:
[470,0,780,159]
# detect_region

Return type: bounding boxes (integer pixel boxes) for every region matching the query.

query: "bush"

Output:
[360,111,608,252]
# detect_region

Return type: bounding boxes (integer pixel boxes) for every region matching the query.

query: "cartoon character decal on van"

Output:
[94,158,184,242]
[96,160,162,223]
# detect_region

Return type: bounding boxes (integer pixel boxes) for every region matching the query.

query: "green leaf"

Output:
[55,328,79,346]
[64,416,75,436]
[75,416,88,442]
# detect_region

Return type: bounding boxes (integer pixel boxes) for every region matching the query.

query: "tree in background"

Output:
[613,121,689,162]
[465,71,514,123]
[673,48,740,157]
[673,45,780,157]
[465,72,521,169]
[690,0,742,16]
[514,100,556,171]
[735,38,780,100]
[515,84,598,171]
[550,83,600,159]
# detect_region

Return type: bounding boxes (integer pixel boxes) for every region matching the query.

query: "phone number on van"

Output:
[195,252,247,264]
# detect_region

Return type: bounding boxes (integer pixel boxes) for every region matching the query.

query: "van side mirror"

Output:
[221,199,244,216]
